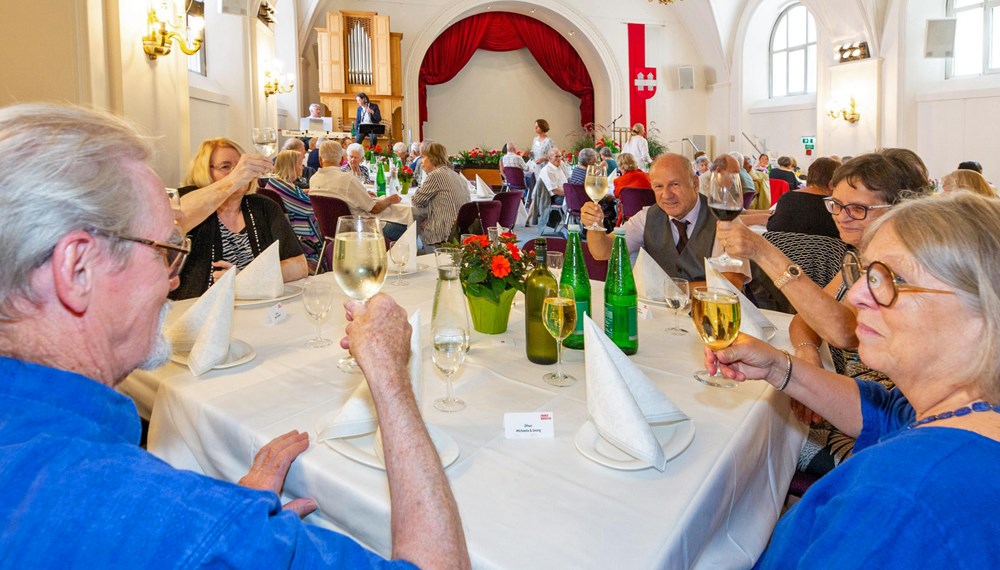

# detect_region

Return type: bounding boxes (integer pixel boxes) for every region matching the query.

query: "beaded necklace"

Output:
[207,200,261,289]
[908,401,1000,429]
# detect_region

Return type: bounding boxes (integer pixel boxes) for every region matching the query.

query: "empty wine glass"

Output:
[432,325,467,412]
[704,171,744,269]
[251,127,277,157]
[330,215,387,373]
[388,240,410,286]
[302,281,335,348]
[583,163,608,230]
[664,277,690,335]
[691,287,742,388]
[542,284,577,387]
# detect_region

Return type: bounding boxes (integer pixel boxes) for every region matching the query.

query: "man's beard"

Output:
[137,301,172,370]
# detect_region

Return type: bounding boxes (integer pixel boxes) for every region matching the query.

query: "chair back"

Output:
[493,191,524,229]
[562,183,589,218]
[256,188,288,214]
[502,167,527,191]
[742,190,758,210]
[768,178,790,207]
[619,187,656,221]
[456,200,502,235]
[310,195,353,240]
[582,239,609,282]
[521,237,567,258]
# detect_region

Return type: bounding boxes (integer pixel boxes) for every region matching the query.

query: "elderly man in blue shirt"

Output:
[0,103,469,569]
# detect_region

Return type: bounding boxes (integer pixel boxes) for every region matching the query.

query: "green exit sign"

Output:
[801,136,816,145]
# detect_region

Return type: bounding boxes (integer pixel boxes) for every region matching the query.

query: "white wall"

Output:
[423,49,580,153]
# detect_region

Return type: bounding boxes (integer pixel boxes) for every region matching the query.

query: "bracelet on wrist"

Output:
[777,350,792,392]
[794,341,821,352]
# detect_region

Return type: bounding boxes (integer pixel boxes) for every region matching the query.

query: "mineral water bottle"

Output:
[560,225,590,350]
[376,161,387,197]
[604,227,638,354]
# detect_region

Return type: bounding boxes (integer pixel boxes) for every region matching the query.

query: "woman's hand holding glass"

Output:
[703,333,789,388]
[691,287,742,388]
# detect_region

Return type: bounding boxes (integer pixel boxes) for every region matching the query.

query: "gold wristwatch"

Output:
[773,263,803,289]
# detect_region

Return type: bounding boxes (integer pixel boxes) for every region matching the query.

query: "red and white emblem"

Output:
[633,67,657,100]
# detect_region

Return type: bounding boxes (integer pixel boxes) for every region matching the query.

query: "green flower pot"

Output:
[399,179,411,195]
[465,288,517,334]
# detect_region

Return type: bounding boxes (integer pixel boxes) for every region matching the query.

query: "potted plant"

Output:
[397,164,414,195]
[459,232,527,334]
[451,146,504,187]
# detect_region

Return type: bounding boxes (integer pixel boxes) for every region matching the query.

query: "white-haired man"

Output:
[0,103,468,568]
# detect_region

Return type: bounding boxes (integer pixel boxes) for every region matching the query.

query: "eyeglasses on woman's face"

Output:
[210,162,236,174]
[823,197,893,221]
[841,251,955,307]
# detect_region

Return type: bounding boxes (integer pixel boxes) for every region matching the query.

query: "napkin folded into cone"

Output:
[388,224,418,273]
[634,248,685,302]
[165,267,237,376]
[583,316,690,471]
[475,175,495,198]
[316,311,422,440]
[235,241,284,300]
[704,259,775,341]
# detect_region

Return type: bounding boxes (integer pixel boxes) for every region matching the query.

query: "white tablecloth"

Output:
[120,256,806,569]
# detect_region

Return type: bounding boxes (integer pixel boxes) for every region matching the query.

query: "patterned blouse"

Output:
[262,177,322,268]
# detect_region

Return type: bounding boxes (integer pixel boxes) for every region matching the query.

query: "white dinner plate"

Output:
[323,424,459,470]
[391,262,429,277]
[170,338,256,370]
[637,296,669,308]
[234,284,303,308]
[574,419,695,471]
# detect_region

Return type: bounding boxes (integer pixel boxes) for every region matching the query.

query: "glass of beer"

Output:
[331,215,387,373]
[583,163,608,231]
[542,284,577,387]
[690,286,741,388]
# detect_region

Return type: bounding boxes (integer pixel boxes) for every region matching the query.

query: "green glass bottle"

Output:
[376,161,387,197]
[525,239,558,364]
[604,227,638,354]
[560,224,591,350]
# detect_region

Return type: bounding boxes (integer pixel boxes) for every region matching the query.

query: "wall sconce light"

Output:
[828,97,861,124]
[263,69,295,98]
[836,42,870,63]
[142,0,204,60]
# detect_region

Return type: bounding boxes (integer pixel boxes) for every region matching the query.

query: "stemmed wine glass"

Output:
[302,281,335,348]
[388,240,410,286]
[664,277,690,335]
[690,287,742,388]
[583,163,608,230]
[251,127,277,157]
[704,171,744,269]
[330,215,387,373]
[432,324,467,412]
[542,284,577,387]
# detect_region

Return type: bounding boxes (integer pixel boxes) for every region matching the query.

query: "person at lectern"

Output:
[354,93,382,149]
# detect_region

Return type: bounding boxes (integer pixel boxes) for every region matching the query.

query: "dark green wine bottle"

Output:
[560,224,591,350]
[525,239,558,364]
[604,227,638,354]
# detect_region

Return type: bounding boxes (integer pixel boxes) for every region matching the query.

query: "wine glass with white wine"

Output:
[583,162,608,231]
[302,281,335,348]
[542,284,577,387]
[330,215,387,373]
[690,286,741,388]
[704,171,744,269]
[251,127,277,157]
[432,324,467,412]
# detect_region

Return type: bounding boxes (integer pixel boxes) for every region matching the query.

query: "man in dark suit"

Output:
[581,153,745,287]
[354,92,382,149]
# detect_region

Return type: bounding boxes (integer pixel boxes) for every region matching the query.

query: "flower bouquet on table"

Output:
[459,233,528,334]
[397,165,414,195]
[451,146,503,169]
[594,136,621,155]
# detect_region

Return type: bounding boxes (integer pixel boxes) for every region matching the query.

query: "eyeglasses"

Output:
[823,197,893,220]
[210,163,236,174]
[92,229,191,279]
[841,251,955,307]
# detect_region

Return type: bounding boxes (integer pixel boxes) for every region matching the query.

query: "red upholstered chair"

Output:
[618,187,656,222]
[502,167,528,192]
[493,190,524,229]
[768,178,790,207]
[310,195,352,275]
[256,188,288,215]
[456,201,502,235]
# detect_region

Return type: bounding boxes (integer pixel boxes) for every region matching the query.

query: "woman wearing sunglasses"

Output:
[715,150,930,476]
[706,191,1000,567]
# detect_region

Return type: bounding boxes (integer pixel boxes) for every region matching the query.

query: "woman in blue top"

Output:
[705,190,1000,568]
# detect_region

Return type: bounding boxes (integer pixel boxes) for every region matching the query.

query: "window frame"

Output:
[768,2,818,98]
[946,0,1000,78]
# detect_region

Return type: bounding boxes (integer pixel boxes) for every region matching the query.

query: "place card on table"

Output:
[263,302,288,325]
[503,412,555,439]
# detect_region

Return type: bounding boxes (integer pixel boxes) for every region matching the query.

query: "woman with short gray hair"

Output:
[410,141,470,250]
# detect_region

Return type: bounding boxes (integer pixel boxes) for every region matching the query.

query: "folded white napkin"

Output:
[476,175,494,198]
[389,224,418,272]
[235,241,284,300]
[165,267,237,376]
[634,248,684,302]
[704,259,774,341]
[583,316,689,471]
[516,200,528,227]
[316,311,422,440]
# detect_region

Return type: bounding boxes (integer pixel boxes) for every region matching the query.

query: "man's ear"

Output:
[50,231,103,315]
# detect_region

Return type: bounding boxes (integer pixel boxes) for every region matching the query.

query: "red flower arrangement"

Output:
[459,232,528,302]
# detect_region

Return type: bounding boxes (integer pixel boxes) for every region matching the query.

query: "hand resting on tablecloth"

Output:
[238,430,317,518]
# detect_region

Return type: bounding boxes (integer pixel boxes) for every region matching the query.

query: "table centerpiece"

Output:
[459,233,527,334]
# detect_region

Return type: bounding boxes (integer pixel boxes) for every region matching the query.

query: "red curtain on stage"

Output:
[418,12,595,139]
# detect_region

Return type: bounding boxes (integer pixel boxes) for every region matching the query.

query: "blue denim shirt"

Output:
[0,357,415,569]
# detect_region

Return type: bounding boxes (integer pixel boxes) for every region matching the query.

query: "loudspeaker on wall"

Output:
[678,66,695,90]
[925,19,956,58]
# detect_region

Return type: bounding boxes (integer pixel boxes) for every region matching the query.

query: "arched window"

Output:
[770,3,817,97]
[948,0,1000,77]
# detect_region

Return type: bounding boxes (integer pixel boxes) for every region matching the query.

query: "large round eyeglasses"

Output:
[841,251,955,307]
